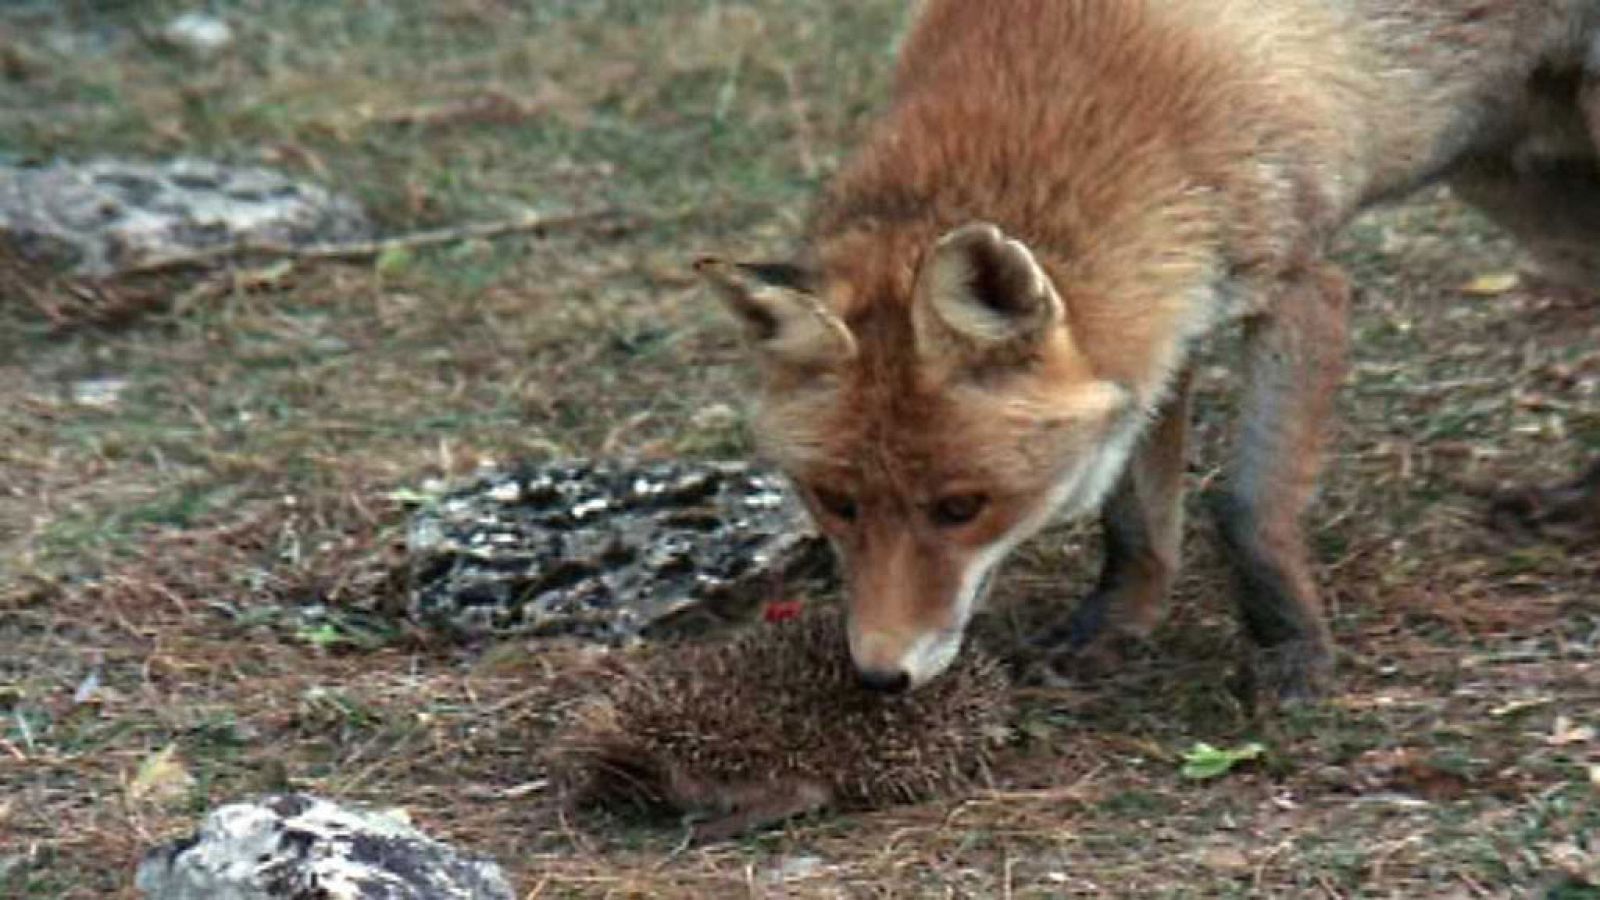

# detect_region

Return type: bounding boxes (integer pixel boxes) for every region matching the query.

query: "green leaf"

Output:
[374,245,414,277]
[1458,270,1519,296]
[293,612,399,651]
[1180,741,1265,780]
[296,622,348,648]
[128,743,195,808]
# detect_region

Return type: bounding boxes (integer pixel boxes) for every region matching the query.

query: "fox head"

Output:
[699,222,1142,691]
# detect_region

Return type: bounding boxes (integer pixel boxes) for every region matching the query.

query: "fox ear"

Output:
[913,222,1067,367]
[695,257,857,370]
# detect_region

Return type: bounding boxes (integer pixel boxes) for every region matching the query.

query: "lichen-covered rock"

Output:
[0,158,369,276]
[405,460,832,640]
[135,793,513,900]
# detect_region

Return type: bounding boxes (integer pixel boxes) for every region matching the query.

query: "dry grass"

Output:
[1,1,1597,897]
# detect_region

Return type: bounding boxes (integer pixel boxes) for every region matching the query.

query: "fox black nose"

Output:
[858,667,911,694]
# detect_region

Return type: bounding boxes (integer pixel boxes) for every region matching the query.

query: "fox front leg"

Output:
[1041,367,1194,676]
[1209,263,1351,704]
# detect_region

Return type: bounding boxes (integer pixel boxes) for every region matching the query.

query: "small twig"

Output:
[116,207,638,277]
[1252,839,1294,892]
[778,63,819,178]
[1368,834,1423,884]
[12,710,35,753]
[1353,376,1506,397]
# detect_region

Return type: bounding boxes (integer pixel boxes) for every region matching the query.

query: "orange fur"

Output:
[705,0,1600,695]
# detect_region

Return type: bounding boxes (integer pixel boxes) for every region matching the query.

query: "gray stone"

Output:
[136,793,513,900]
[0,158,369,277]
[406,460,833,641]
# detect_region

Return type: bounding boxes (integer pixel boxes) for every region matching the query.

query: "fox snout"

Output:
[847,619,965,694]
[856,666,912,695]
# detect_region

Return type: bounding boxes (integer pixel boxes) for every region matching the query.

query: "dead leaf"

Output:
[1489,696,1553,717]
[1546,840,1600,883]
[1459,271,1520,296]
[373,85,579,130]
[1343,747,1470,801]
[1546,716,1596,747]
[128,743,195,809]
[72,668,102,705]
[377,806,413,826]
[232,259,296,291]
[1198,845,1251,875]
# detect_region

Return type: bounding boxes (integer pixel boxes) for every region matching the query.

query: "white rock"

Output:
[161,12,234,56]
[70,376,128,409]
[763,854,826,884]
[135,793,514,900]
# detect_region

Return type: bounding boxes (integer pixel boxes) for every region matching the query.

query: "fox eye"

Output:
[930,493,987,528]
[812,487,858,523]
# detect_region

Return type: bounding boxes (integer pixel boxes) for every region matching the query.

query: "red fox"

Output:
[699,0,1600,700]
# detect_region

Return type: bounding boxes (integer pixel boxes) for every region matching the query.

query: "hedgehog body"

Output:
[553,608,1012,838]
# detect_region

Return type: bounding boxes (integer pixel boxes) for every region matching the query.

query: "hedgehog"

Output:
[549,607,1014,841]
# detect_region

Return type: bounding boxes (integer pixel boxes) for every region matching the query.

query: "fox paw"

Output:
[1026,597,1156,684]
[1059,632,1157,682]
[1234,640,1334,708]
[1488,461,1600,542]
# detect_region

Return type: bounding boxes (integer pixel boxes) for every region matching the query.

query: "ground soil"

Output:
[1,2,1595,897]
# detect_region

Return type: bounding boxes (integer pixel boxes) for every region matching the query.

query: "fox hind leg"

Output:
[1449,44,1600,289]
[1451,48,1600,536]
[1463,151,1600,537]
[1448,152,1600,290]
[1583,32,1600,160]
